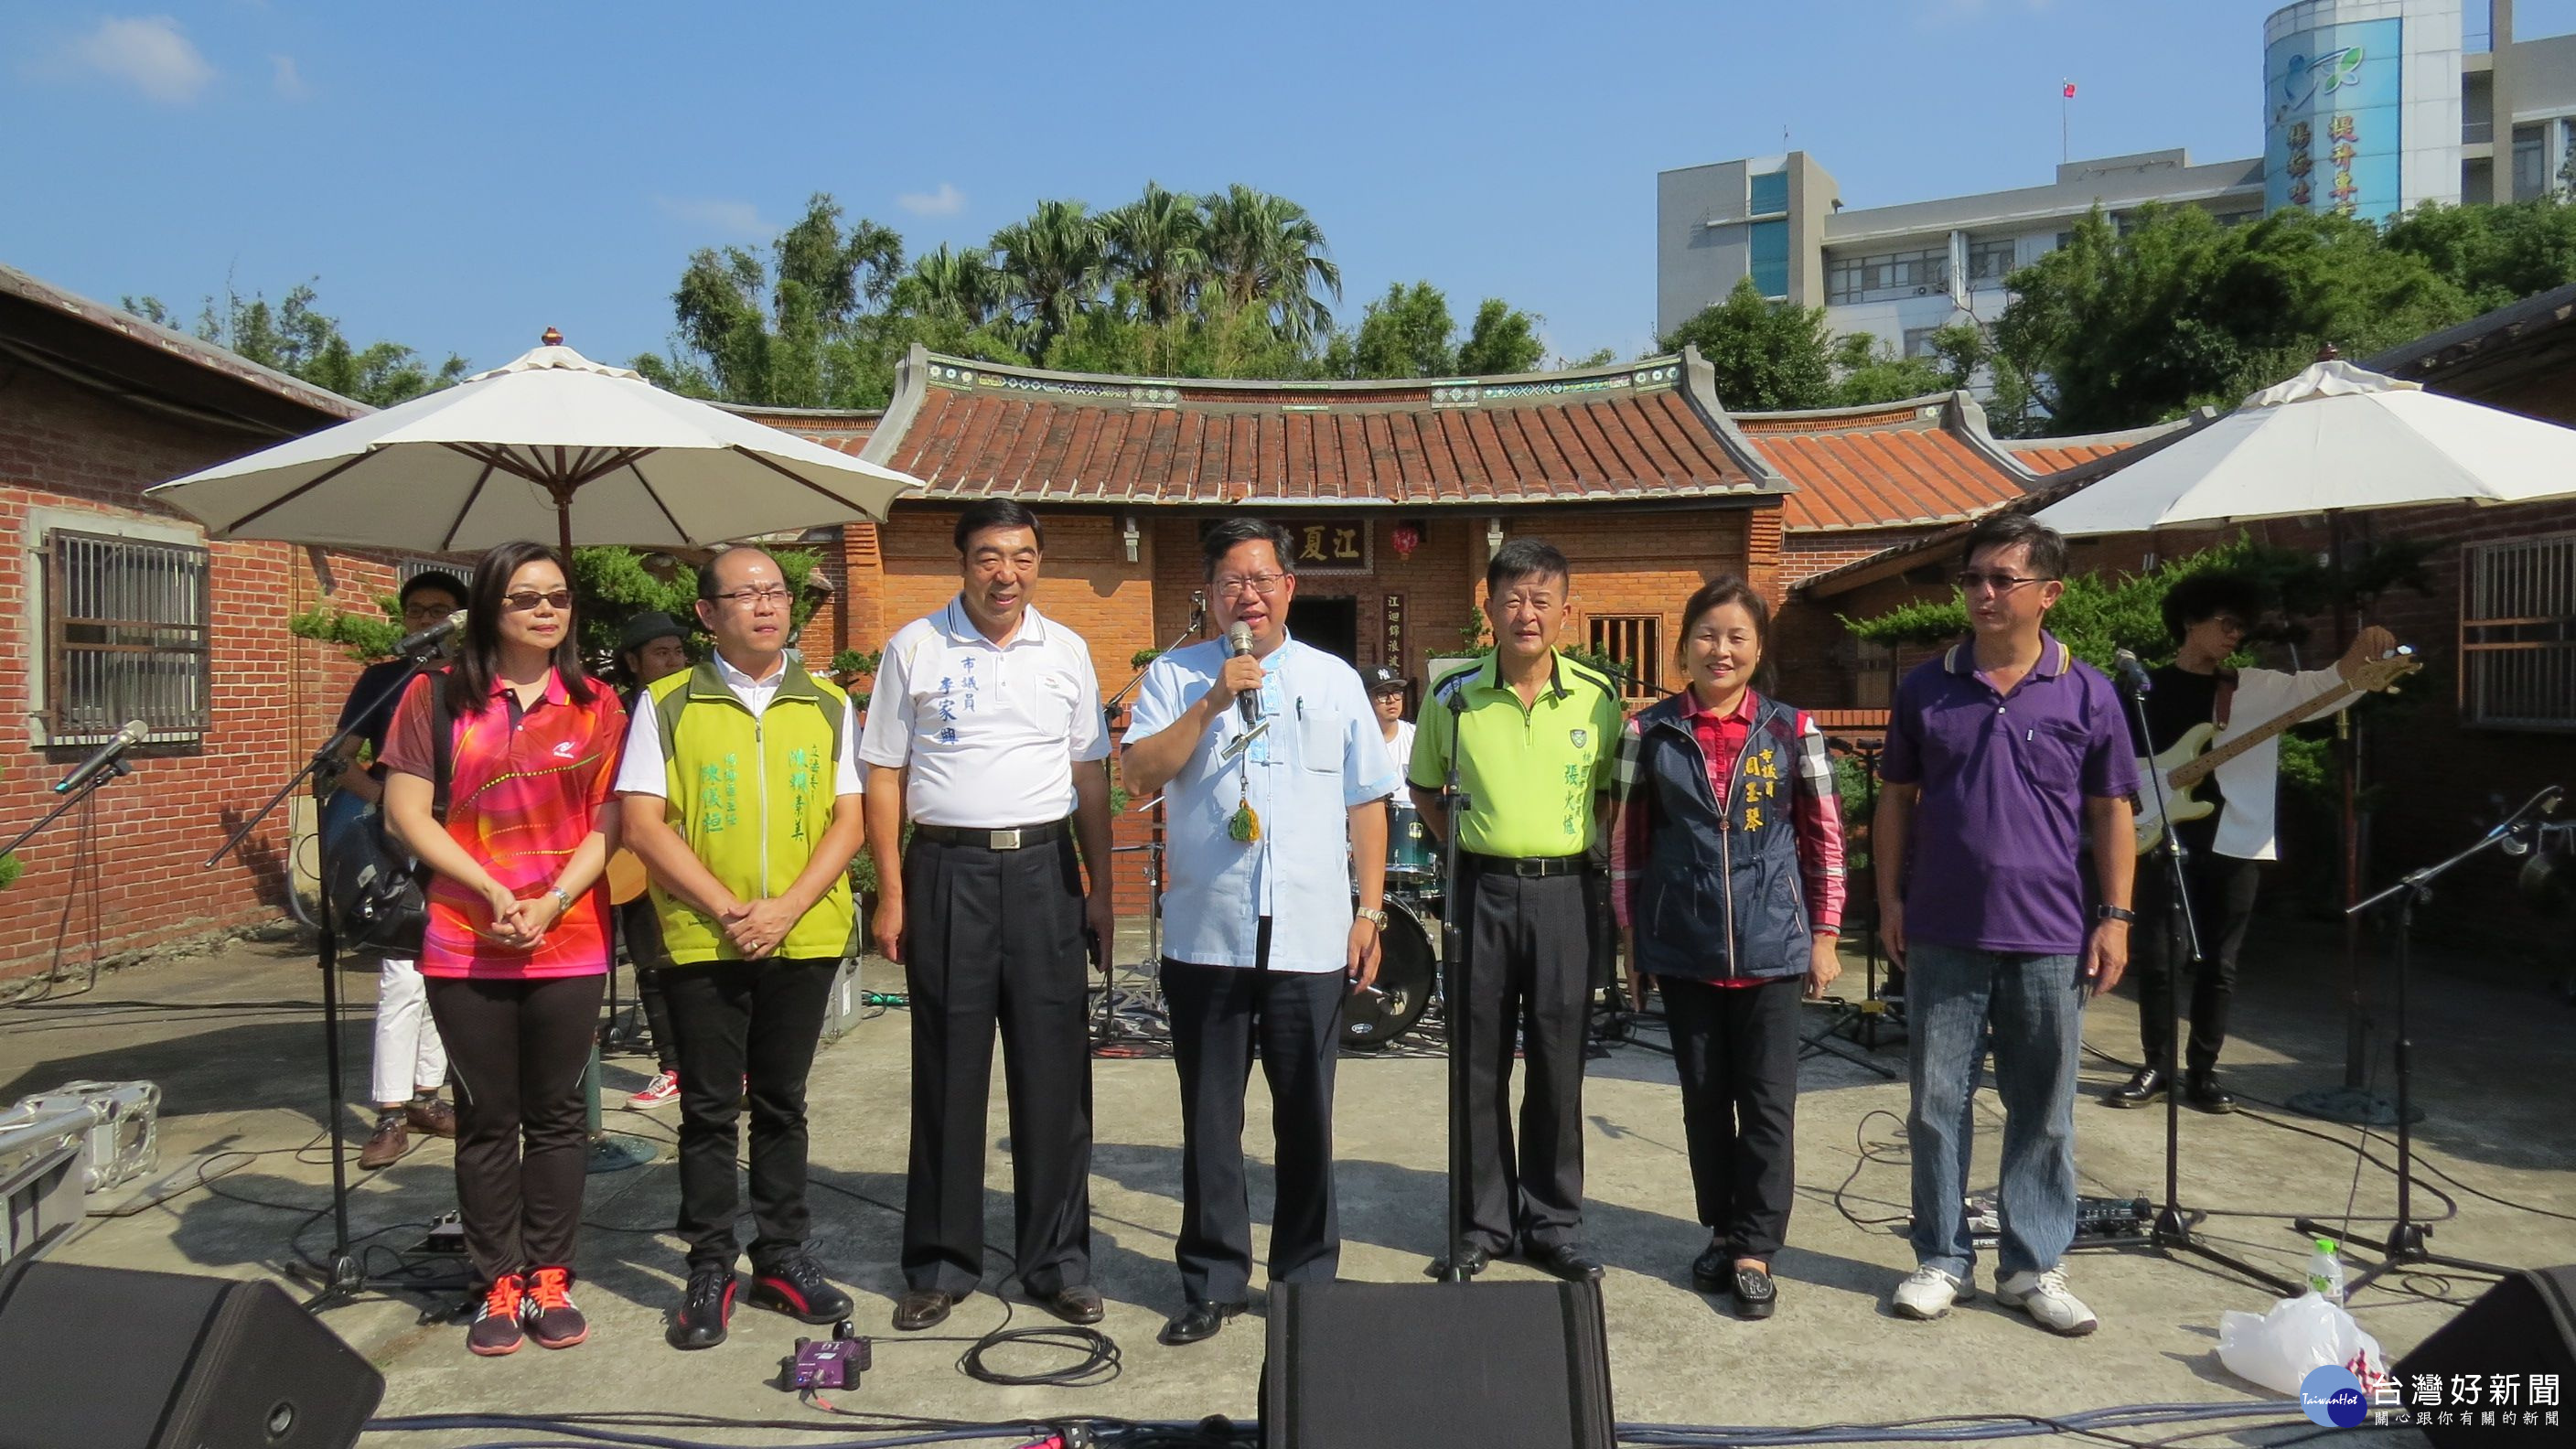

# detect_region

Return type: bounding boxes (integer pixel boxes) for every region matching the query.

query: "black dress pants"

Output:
[899,835,1093,1298]
[1164,918,1346,1306]
[2134,846,2260,1076]
[662,954,838,1271]
[1456,866,1592,1255]
[1660,973,1802,1260]
[424,972,605,1285]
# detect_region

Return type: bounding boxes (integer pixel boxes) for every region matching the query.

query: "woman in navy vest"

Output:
[1608,576,1846,1318]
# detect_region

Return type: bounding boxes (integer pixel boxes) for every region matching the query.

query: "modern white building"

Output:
[1656,0,2576,360]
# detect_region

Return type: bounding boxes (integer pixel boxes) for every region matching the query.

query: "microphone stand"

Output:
[204,650,468,1313]
[2292,787,2559,1293]
[0,756,133,864]
[1433,688,1476,1283]
[2121,666,2298,1295]
[1798,738,1901,1079]
[1091,597,1207,1045]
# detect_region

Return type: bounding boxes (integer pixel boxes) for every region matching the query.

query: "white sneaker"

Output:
[1891,1265,1974,1320]
[1996,1267,2098,1336]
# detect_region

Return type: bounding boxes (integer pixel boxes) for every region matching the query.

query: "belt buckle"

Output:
[991,828,1023,851]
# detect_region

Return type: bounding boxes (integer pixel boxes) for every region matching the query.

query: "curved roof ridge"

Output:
[1728,391,1955,424]
[905,347,1680,399]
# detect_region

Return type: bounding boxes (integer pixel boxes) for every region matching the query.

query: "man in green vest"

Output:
[618,545,868,1352]
[1410,538,1624,1283]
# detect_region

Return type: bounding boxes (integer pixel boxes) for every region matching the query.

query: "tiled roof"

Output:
[1733,398,2033,531]
[843,347,1779,507]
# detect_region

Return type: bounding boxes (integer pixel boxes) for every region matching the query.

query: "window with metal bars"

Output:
[42,529,211,744]
[1587,614,1661,698]
[2462,531,2576,730]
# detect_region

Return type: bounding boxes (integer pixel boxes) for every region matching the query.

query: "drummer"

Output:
[1363,664,1414,778]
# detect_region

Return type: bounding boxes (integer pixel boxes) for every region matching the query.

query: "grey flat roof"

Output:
[1820,157,2265,248]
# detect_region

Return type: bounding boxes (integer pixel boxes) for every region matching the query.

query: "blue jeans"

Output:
[1905,941,2084,1279]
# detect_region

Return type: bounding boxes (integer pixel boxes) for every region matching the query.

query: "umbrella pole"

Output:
[557,499,574,564]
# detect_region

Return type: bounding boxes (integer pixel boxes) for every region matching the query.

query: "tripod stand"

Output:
[2121,671,2300,1296]
[206,651,467,1311]
[2292,786,2560,1293]
[1799,737,1903,1079]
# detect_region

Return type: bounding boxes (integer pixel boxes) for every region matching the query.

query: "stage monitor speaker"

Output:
[0,1261,383,1449]
[1262,1279,1614,1449]
[2392,1263,2575,1447]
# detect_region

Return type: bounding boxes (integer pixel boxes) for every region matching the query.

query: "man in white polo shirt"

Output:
[861,499,1115,1334]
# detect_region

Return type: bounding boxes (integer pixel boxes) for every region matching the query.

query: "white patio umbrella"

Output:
[2035,359,2576,536]
[146,332,922,556]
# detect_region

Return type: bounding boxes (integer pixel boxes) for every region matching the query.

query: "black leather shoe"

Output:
[2184,1072,2238,1114]
[1524,1242,1605,1283]
[1730,1265,1777,1320]
[1425,1244,1491,1280]
[1690,1237,1731,1293]
[1041,1285,1104,1325]
[1157,1300,1244,1346]
[749,1250,853,1324]
[2109,1068,2166,1108]
[666,1267,735,1350]
[892,1288,959,1332]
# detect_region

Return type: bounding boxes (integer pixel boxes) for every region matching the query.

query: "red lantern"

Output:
[1390,522,1422,560]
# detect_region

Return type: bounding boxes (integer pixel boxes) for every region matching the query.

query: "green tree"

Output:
[1101,182,1208,324]
[1200,184,1343,349]
[634,193,913,409]
[126,283,467,408]
[1456,298,1546,376]
[1656,276,1833,409]
[2381,199,2576,314]
[1994,203,2466,434]
[992,199,1107,360]
[1351,281,1457,377]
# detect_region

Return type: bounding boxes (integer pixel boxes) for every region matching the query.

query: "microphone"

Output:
[1226,621,1257,726]
[54,719,146,795]
[2112,648,2153,697]
[393,608,467,657]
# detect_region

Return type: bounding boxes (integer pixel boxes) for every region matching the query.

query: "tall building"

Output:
[1655,0,2576,363]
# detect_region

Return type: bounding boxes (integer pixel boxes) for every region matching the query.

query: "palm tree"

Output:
[896,243,1004,328]
[1201,184,1344,349]
[991,199,1107,360]
[1102,182,1208,325]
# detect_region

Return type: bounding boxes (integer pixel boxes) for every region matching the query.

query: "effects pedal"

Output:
[787,1319,870,1391]
[414,1209,466,1256]
[1918,1194,2151,1247]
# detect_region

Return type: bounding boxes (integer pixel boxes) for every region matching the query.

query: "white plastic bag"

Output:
[2216,1292,2389,1398]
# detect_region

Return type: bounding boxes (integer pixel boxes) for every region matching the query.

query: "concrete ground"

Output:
[6,910,2572,1448]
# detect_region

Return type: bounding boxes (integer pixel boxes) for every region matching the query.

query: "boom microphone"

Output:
[393,609,467,657]
[54,719,145,795]
[1226,621,1257,726]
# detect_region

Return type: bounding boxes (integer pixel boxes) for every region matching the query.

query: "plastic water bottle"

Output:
[2307,1237,2346,1304]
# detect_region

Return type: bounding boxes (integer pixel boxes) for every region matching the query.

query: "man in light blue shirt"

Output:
[1122,517,1396,1347]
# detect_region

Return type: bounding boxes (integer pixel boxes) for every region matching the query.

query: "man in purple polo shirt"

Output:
[1873,512,2136,1336]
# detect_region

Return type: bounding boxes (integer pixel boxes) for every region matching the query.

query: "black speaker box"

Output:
[1262,1279,1615,1449]
[0,1261,384,1449]
[2392,1264,2576,1447]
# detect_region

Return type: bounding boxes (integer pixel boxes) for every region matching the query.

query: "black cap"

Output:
[1360,663,1409,693]
[619,611,688,653]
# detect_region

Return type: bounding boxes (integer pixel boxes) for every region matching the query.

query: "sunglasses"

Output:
[503,590,574,612]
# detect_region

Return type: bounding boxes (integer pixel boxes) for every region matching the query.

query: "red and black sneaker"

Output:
[748,1248,853,1324]
[667,1265,736,1350]
[467,1272,527,1357]
[523,1265,587,1349]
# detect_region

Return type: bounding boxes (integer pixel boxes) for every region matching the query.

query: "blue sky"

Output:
[8,1,2574,381]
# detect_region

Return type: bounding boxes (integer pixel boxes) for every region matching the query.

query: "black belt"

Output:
[1461,851,1588,878]
[915,820,1070,851]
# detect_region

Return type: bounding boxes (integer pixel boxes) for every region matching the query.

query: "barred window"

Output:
[1587,614,1661,699]
[2462,531,2576,729]
[42,530,211,744]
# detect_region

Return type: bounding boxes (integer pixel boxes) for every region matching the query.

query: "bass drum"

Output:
[1341,896,1437,1051]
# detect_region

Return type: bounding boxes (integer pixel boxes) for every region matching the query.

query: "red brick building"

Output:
[0,263,438,986]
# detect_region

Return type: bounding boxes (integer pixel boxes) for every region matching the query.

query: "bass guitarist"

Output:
[2110,571,2394,1113]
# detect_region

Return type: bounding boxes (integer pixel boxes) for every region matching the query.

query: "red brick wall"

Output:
[0,366,400,981]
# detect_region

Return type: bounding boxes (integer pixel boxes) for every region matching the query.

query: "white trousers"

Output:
[370,956,450,1106]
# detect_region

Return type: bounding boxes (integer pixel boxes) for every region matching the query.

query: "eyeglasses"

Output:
[1955,571,2053,596]
[1212,573,1287,599]
[400,602,454,622]
[2207,614,2249,634]
[502,589,574,612]
[709,585,793,608]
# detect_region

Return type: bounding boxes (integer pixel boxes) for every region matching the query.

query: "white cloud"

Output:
[270,54,306,99]
[896,182,966,219]
[63,16,215,103]
[651,195,773,237]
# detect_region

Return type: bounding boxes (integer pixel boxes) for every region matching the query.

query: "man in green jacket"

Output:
[618,545,867,1351]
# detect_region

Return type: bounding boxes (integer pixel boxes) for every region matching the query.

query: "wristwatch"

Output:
[549,886,574,913]
[1354,907,1389,929]
[2096,904,2136,924]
